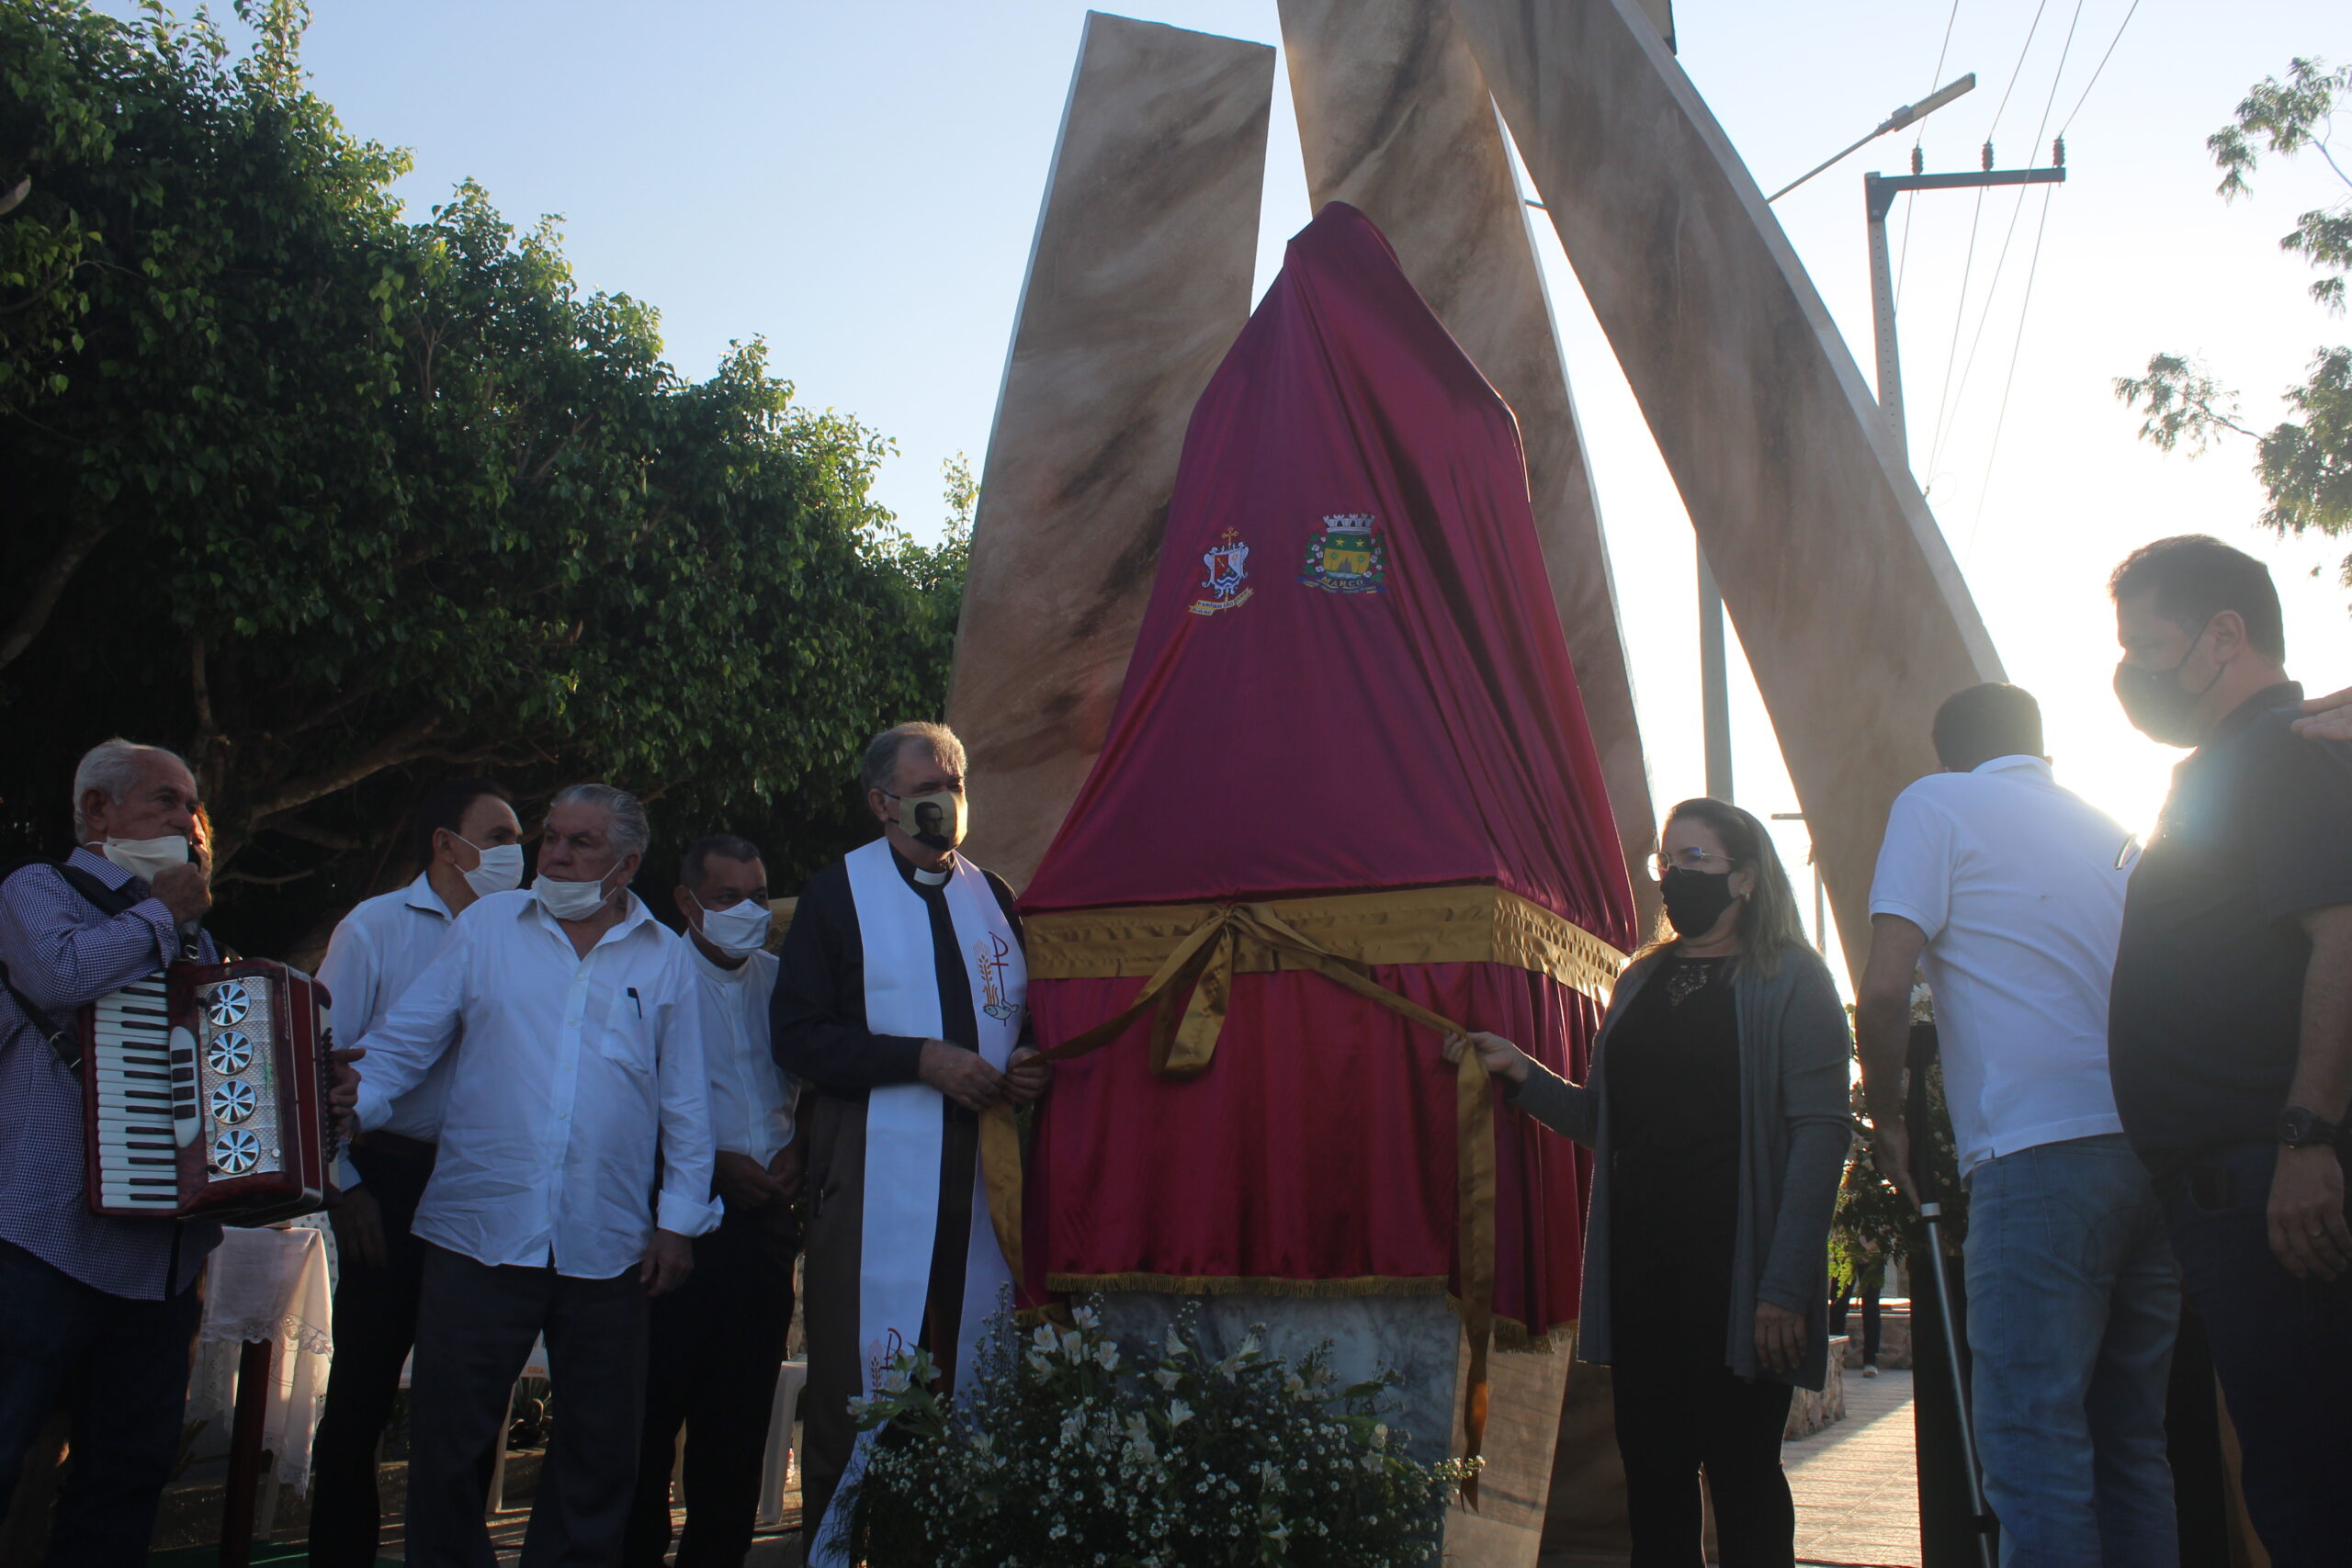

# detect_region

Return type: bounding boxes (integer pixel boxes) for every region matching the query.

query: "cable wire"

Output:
[2059,0,2143,134]
[1928,0,2083,476]
[1963,184,2058,561]
[1897,0,1967,307]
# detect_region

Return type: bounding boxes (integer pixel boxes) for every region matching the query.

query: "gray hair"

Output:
[859,721,966,797]
[73,739,192,840]
[548,783,650,859]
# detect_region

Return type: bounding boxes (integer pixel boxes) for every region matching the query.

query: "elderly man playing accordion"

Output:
[0,741,222,1561]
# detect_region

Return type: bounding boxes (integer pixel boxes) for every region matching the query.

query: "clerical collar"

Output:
[911,864,950,886]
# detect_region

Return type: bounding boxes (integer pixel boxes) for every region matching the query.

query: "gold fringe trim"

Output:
[1023,885,1626,1006]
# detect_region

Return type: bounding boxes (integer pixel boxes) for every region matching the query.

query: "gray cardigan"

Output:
[1510,946,1853,1390]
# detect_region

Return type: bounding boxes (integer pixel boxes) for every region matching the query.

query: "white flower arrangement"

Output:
[828,1296,1476,1566]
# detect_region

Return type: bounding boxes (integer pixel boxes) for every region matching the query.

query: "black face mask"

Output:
[1660,866,1738,941]
[2113,628,2220,749]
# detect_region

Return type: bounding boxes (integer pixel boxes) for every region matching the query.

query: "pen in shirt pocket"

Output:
[626,987,643,1019]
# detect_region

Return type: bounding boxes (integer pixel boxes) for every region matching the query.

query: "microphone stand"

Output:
[1905,1024,1996,1568]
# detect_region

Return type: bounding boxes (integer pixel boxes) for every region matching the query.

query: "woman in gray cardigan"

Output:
[1449,798,1852,1568]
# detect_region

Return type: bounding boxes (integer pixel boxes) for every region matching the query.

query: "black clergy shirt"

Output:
[768,846,1027,1098]
[2109,682,2352,1173]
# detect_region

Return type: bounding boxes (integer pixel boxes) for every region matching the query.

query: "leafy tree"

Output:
[0,0,963,953]
[2116,57,2352,578]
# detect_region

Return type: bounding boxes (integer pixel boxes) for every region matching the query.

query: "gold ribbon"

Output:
[982,894,1625,1498]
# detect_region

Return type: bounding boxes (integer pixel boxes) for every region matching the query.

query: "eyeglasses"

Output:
[1650,849,1739,880]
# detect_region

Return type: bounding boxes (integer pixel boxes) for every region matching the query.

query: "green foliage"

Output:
[0,1,965,951]
[2119,55,2352,582]
[835,1302,1472,1568]
[1830,1024,1964,1288]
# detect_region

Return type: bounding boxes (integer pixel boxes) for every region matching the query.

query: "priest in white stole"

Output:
[770,721,1050,1552]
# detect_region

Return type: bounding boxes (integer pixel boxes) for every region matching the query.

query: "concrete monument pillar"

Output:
[1277,0,1657,929]
[1453,0,2003,984]
[944,12,1274,886]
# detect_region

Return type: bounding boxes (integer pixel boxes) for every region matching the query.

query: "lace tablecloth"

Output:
[186,1222,334,1494]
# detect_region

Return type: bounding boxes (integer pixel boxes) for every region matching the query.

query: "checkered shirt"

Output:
[0,847,219,1298]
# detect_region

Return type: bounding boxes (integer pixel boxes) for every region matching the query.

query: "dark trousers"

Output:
[798,1096,865,1551]
[307,1140,436,1567]
[1611,1348,1796,1568]
[2158,1141,2352,1568]
[1828,1276,1883,1366]
[623,1193,798,1568]
[0,1238,200,1566]
[407,1242,650,1568]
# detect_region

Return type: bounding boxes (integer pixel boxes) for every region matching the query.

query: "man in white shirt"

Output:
[624,833,800,1568]
[1858,684,2178,1567]
[349,783,719,1568]
[309,777,522,1568]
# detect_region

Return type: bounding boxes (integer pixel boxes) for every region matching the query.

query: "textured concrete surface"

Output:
[1454,0,2004,982]
[944,12,1273,888]
[1783,1366,1923,1566]
[1277,0,1656,925]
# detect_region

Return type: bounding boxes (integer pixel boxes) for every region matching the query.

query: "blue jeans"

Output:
[1964,1134,2180,1567]
[0,1239,201,1565]
[2158,1141,2352,1568]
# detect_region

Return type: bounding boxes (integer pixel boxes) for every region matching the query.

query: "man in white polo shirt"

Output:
[310,778,522,1568]
[1858,683,2178,1567]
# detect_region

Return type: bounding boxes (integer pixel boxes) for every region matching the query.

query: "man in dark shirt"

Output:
[2106,535,2352,1567]
[770,722,1048,1554]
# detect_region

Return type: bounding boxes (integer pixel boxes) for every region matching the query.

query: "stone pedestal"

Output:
[1094,1291,1566,1567]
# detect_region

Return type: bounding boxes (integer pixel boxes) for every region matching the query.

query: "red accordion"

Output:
[84,959,340,1225]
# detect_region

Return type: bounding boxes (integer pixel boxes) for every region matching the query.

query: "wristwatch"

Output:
[2275,1106,2345,1149]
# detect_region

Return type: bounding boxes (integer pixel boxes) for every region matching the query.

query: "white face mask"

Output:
[103,835,190,886]
[695,897,774,958]
[533,868,621,922]
[459,840,525,898]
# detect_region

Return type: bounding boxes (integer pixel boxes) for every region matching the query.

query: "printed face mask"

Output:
[459,840,525,898]
[892,789,967,853]
[1659,865,1738,941]
[103,835,189,887]
[697,897,774,958]
[533,867,619,922]
[2113,628,2221,748]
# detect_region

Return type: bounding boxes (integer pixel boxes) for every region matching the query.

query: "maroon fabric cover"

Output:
[1019,204,1636,1332]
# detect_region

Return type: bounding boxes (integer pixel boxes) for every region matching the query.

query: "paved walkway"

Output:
[1784,1367,1921,1567]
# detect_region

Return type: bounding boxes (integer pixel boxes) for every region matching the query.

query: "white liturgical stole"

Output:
[813,838,1025,1562]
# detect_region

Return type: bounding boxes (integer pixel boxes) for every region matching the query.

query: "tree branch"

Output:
[0,515,117,671]
[260,818,369,852]
[244,711,443,823]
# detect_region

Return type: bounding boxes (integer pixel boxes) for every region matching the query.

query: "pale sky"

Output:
[175,0,2352,966]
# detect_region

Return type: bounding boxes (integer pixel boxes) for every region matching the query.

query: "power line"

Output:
[1929,0,2082,477]
[1964,185,2058,561]
[1897,0,1967,306]
[1985,0,2052,143]
[2059,0,2143,134]
[1924,184,1991,481]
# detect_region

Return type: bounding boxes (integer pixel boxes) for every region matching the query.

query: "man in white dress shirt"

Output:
[308,777,522,1568]
[624,833,800,1568]
[349,783,719,1568]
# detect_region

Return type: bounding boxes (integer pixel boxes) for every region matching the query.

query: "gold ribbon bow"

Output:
[978,898,1528,1498]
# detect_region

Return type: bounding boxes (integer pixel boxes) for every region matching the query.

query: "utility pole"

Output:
[1865,148,2067,460]
[1687,73,1972,809]
[1699,544,1733,802]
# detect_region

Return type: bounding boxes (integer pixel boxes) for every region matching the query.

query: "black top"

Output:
[2109,682,2352,1172]
[1605,953,1742,1354]
[768,848,1026,1099]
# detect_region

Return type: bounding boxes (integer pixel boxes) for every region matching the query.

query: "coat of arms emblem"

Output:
[1189,527,1254,615]
[1297,513,1388,594]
